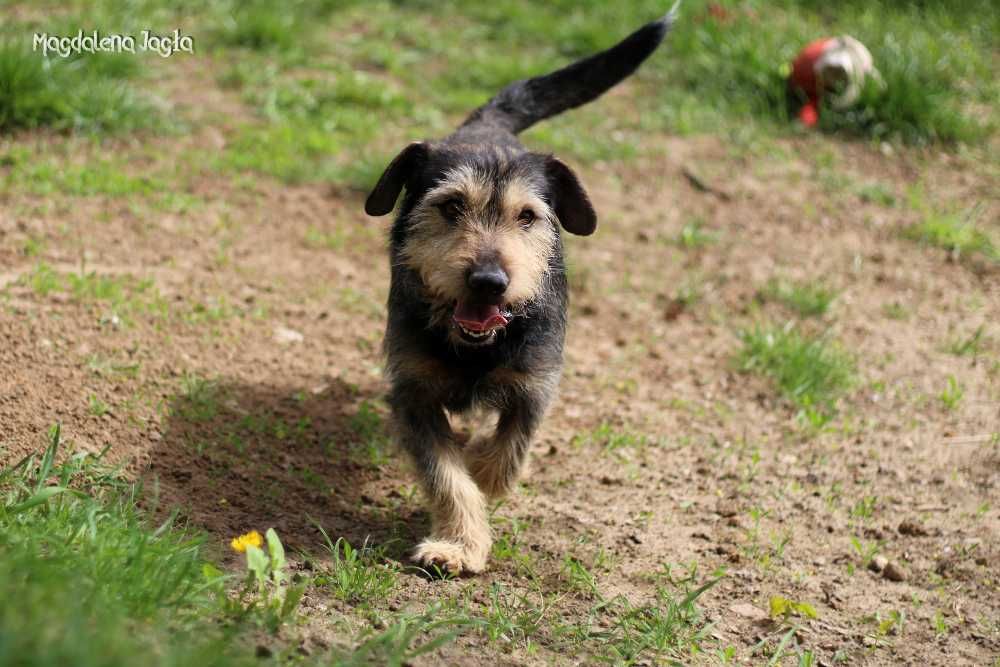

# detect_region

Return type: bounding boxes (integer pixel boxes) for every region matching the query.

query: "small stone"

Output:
[273,326,304,344]
[869,555,888,573]
[898,520,928,537]
[716,498,740,518]
[883,562,907,582]
[730,603,768,622]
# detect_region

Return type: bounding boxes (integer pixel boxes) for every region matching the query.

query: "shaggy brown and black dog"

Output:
[365,6,677,574]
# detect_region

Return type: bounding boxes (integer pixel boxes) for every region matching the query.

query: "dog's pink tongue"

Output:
[454,301,507,332]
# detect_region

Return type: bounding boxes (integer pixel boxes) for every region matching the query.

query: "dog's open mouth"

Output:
[452,300,510,343]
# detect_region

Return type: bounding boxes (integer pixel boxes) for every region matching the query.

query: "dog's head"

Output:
[366,142,595,347]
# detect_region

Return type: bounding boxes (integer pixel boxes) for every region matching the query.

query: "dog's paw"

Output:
[412,539,487,576]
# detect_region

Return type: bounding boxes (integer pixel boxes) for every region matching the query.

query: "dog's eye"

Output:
[438,198,464,221]
[517,208,536,228]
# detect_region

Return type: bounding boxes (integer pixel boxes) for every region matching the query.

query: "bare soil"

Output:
[1,116,998,664]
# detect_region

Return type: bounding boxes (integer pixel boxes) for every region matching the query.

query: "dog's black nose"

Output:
[467,264,509,298]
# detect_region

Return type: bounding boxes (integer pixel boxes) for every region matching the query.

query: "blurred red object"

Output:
[789,38,835,127]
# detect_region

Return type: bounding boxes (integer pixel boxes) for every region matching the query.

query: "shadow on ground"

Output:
[143,376,422,562]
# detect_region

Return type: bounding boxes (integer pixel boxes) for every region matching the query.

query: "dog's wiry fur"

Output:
[365,6,678,574]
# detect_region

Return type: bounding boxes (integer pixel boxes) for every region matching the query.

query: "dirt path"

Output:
[1,126,997,664]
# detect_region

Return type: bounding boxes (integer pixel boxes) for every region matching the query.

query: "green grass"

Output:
[554,576,723,663]
[572,422,659,459]
[425,0,996,144]
[176,374,223,422]
[0,427,262,667]
[2,423,722,665]
[2,0,994,147]
[0,427,478,665]
[20,263,165,315]
[738,323,854,424]
[0,40,160,133]
[939,376,964,411]
[675,218,718,249]
[761,278,838,317]
[214,3,302,51]
[218,66,411,185]
[348,400,393,467]
[205,0,998,188]
[902,209,998,264]
[211,0,353,53]
[944,326,988,357]
[1,147,168,197]
[317,533,398,604]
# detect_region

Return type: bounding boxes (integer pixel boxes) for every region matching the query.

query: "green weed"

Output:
[88,394,110,417]
[939,375,964,410]
[761,278,837,317]
[223,528,306,632]
[675,218,718,249]
[737,323,854,423]
[337,604,475,666]
[480,583,548,645]
[176,374,222,422]
[944,326,988,357]
[902,207,998,263]
[349,400,392,467]
[20,264,163,319]
[856,182,897,207]
[572,422,659,459]
[317,533,398,605]
[850,535,882,568]
[561,556,600,597]
[882,303,909,321]
[596,576,721,664]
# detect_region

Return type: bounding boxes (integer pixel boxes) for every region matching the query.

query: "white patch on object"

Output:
[815,35,880,109]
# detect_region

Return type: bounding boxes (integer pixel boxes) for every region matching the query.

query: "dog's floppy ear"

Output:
[365,142,429,216]
[546,158,597,236]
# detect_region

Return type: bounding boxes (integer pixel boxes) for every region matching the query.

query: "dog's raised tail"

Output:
[460,3,680,135]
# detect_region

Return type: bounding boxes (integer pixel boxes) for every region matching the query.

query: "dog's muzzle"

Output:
[453,261,511,344]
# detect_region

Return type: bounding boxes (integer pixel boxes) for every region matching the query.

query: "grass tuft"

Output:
[761,278,837,317]
[317,532,398,604]
[902,209,998,264]
[0,41,160,133]
[738,323,854,424]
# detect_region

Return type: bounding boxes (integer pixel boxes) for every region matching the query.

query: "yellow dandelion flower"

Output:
[230,530,263,553]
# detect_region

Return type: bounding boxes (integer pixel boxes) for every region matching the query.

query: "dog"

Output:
[364,6,678,575]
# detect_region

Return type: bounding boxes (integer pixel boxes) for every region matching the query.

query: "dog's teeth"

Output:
[457,324,496,340]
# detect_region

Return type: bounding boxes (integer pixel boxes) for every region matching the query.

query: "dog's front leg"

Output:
[465,390,547,500]
[389,392,491,575]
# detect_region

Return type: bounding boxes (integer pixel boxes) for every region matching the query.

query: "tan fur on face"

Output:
[401,168,556,316]
[497,178,555,305]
